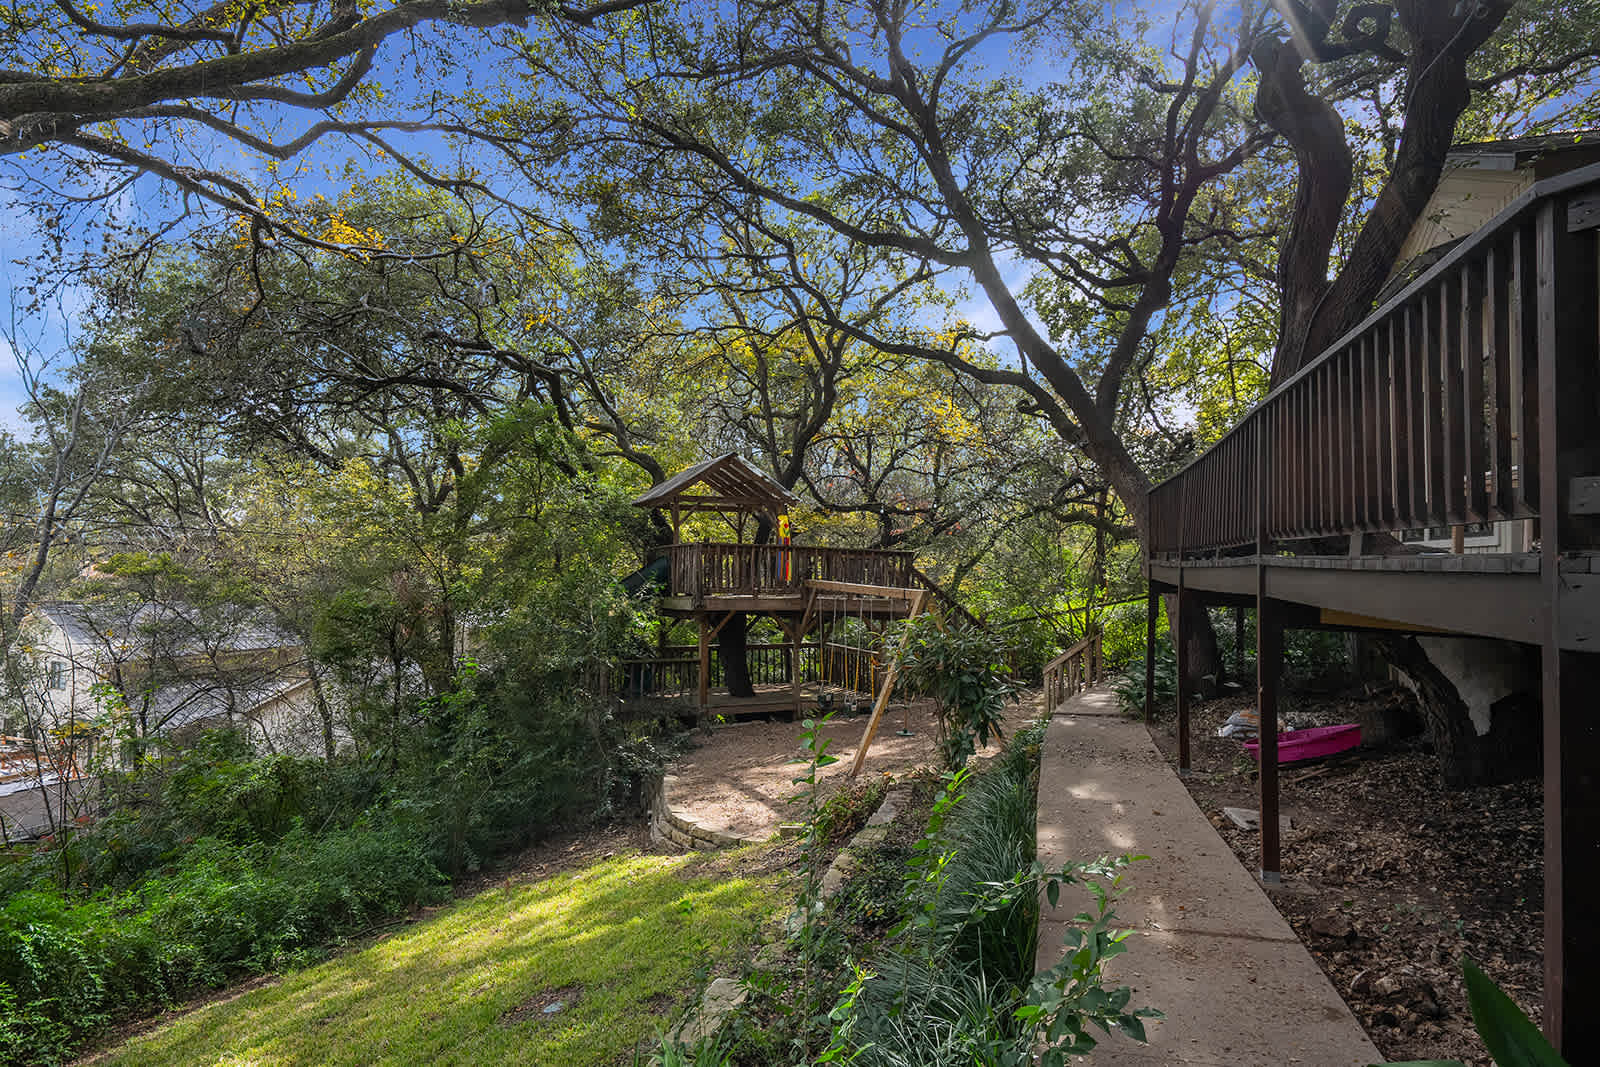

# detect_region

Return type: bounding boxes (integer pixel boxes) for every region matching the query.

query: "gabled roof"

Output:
[632,452,798,516]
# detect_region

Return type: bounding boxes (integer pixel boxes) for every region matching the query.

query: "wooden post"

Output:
[1143,592,1158,727]
[1256,396,1279,883]
[1257,596,1283,883]
[1175,575,1190,774]
[1451,524,1465,553]
[785,617,803,718]
[848,590,929,777]
[697,614,711,712]
[1535,192,1600,1053]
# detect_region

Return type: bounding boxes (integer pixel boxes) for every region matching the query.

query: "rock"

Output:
[1373,975,1404,997]
[751,943,786,970]
[1222,806,1292,832]
[671,977,750,1047]
[1310,912,1354,939]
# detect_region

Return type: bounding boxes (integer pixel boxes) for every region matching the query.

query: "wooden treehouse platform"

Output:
[622,452,966,775]
[1138,159,1600,1053]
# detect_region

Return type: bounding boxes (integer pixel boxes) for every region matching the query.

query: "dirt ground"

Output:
[1150,685,1543,1067]
[665,695,1042,840]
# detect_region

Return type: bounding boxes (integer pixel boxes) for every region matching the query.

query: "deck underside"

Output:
[1148,552,1600,649]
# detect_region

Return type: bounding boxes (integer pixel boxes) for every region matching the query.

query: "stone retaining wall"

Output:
[648,774,765,851]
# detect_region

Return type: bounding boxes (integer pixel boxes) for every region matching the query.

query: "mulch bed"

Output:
[1149,685,1543,1067]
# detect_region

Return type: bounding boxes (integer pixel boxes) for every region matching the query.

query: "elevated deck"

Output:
[1139,159,1600,1052]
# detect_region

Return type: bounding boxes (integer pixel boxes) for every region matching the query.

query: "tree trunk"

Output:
[719,612,754,698]
[1161,593,1225,696]
[1378,635,1541,787]
[309,663,336,761]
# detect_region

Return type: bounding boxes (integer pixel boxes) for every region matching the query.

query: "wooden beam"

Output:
[1316,608,1452,634]
[848,589,930,777]
[804,579,924,601]
[1541,646,1600,1052]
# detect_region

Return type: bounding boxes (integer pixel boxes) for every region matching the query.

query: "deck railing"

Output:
[1149,162,1600,558]
[1043,629,1103,713]
[660,543,915,598]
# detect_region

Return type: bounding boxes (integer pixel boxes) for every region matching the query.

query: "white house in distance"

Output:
[16,600,337,759]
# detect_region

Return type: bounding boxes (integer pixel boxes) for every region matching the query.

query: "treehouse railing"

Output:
[1148,162,1600,558]
[588,643,823,701]
[661,543,915,598]
[1043,629,1103,714]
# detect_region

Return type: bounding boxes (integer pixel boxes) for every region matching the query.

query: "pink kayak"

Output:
[1245,724,1361,764]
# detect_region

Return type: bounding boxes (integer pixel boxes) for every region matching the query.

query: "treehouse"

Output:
[618,453,943,736]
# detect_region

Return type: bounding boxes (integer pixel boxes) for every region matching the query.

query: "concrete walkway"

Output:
[1035,687,1384,1066]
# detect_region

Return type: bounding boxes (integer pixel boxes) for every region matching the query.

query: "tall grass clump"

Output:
[823,722,1159,1066]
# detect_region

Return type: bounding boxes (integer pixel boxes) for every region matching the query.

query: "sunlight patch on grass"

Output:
[99,847,787,1067]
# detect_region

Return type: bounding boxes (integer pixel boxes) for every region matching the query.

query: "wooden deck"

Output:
[1139,159,1600,1053]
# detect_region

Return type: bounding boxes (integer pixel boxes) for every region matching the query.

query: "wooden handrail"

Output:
[656,543,916,599]
[1042,628,1104,714]
[1148,160,1600,558]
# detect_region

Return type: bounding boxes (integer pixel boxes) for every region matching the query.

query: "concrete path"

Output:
[1035,687,1384,1066]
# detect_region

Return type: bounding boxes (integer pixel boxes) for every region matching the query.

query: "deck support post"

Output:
[1175,573,1190,775]
[1143,591,1158,726]
[786,617,803,719]
[1536,191,1600,1053]
[1540,647,1600,1053]
[1256,595,1283,884]
[697,616,711,713]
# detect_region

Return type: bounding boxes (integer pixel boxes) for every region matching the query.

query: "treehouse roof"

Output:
[633,453,798,519]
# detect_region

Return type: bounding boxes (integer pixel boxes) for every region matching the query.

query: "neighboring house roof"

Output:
[143,673,313,734]
[34,601,297,660]
[632,452,799,518]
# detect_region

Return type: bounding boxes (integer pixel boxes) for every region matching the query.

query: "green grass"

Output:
[94,847,788,1067]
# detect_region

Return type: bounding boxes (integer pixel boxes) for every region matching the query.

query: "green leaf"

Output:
[1462,958,1569,1067]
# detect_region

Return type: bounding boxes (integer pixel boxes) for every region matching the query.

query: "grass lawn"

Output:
[94,845,790,1067]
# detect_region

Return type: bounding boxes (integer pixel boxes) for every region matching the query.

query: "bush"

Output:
[896,619,1023,770]
[0,820,449,1064]
[1112,640,1176,717]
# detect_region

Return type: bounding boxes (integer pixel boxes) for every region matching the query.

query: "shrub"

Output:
[895,619,1022,771]
[1112,641,1176,717]
[823,724,1157,1066]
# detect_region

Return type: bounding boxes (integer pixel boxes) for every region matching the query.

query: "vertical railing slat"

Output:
[1462,258,1488,523]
